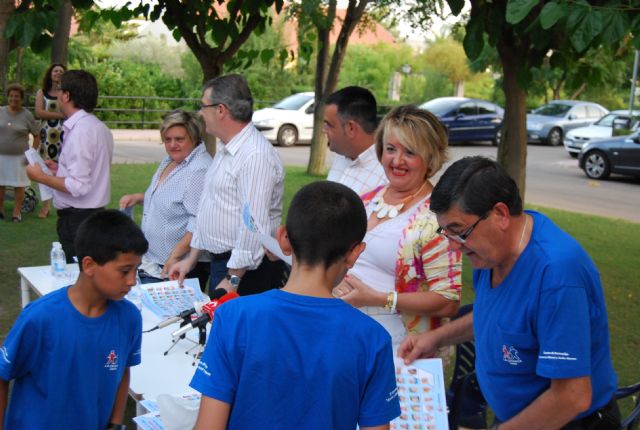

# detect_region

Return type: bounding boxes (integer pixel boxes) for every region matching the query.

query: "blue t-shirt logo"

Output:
[104,350,119,371]
[502,345,522,366]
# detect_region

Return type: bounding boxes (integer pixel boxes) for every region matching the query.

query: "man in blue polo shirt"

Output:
[399,157,619,429]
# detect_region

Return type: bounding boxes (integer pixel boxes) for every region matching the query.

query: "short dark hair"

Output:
[41,63,66,92]
[325,86,378,134]
[60,69,98,112]
[202,74,253,122]
[431,156,523,216]
[6,83,25,99]
[75,210,148,271]
[286,181,367,268]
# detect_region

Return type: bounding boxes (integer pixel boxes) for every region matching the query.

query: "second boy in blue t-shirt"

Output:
[191,181,401,429]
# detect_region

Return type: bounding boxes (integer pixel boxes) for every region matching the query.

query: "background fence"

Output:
[24,94,394,129]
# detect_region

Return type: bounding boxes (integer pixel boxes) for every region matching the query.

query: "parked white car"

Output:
[252,92,315,146]
[564,109,640,157]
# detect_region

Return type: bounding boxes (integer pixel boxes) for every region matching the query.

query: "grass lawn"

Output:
[1,163,638,418]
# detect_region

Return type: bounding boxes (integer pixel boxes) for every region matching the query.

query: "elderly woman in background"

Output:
[333,104,462,350]
[0,83,41,222]
[120,110,212,290]
[35,63,66,219]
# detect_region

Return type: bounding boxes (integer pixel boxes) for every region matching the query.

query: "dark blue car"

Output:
[579,131,640,180]
[419,97,504,145]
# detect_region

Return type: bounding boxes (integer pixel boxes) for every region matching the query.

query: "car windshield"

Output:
[533,103,572,117]
[594,114,622,127]
[419,99,459,116]
[273,93,313,110]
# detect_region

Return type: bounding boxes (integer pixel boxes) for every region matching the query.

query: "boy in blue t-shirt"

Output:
[0,210,149,430]
[191,181,401,430]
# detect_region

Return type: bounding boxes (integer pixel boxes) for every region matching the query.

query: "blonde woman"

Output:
[333,105,462,351]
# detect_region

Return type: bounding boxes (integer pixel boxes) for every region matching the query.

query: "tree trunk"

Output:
[0,0,15,91]
[453,81,464,97]
[306,1,335,176]
[497,41,528,202]
[570,83,587,100]
[307,0,371,176]
[51,0,72,64]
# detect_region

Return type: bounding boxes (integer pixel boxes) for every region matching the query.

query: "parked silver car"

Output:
[564,110,640,158]
[527,100,608,146]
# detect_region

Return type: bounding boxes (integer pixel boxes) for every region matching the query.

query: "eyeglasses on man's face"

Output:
[436,212,489,244]
[200,103,223,110]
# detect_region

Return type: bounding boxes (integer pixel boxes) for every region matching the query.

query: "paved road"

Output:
[113,136,639,223]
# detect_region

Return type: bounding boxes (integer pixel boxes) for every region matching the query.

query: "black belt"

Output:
[210,250,232,260]
[57,207,103,216]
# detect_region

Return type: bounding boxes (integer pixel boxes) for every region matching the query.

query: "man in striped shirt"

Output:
[168,74,287,297]
[324,86,387,195]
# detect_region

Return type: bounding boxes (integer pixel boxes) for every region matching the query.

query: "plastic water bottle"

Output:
[50,242,66,278]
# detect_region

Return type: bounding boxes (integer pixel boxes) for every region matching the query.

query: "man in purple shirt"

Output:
[28,70,113,261]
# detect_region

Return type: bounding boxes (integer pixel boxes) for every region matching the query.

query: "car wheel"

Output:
[276,125,298,147]
[583,150,611,179]
[492,128,502,147]
[547,127,563,146]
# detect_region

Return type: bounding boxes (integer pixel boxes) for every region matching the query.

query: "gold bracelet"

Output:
[385,292,395,311]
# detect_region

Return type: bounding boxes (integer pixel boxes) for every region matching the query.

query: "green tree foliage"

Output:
[422,38,472,96]
[111,0,286,81]
[337,42,415,103]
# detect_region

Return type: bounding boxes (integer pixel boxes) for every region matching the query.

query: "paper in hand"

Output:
[24,148,54,201]
[242,202,292,265]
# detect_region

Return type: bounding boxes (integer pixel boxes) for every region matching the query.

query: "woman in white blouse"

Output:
[120,110,212,289]
[333,105,462,350]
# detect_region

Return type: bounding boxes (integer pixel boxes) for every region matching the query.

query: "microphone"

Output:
[143,289,228,333]
[143,306,198,333]
[171,291,239,338]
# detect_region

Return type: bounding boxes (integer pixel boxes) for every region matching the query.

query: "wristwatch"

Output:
[226,274,241,289]
[106,423,126,430]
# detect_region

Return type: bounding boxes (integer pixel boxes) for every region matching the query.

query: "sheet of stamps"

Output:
[392,358,449,430]
[139,279,205,319]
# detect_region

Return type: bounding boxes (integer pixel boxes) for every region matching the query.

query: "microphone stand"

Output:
[185,325,207,366]
[163,313,200,356]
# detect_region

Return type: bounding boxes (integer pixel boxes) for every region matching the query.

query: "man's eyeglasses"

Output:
[436,213,488,244]
[200,103,223,110]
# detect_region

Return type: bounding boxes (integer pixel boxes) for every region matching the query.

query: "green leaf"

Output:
[4,15,21,38]
[260,48,274,64]
[18,23,37,47]
[506,0,539,24]
[569,10,602,52]
[539,2,566,29]
[31,33,52,53]
[210,20,226,46]
[150,4,162,21]
[172,28,182,42]
[463,17,484,60]
[601,10,627,44]
[447,0,465,16]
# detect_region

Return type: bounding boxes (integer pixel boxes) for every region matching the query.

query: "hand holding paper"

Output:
[24,148,54,201]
